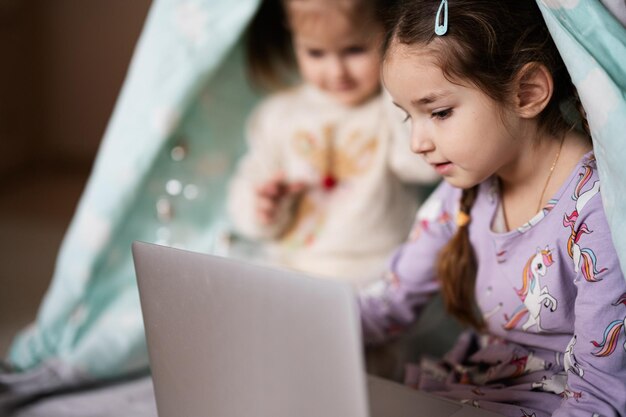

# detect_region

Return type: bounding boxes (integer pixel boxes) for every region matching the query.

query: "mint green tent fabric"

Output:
[537,0,626,278]
[8,0,261,377]
[6,0,625,381]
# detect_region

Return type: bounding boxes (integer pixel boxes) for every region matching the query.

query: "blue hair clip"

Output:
[435,0,448,36]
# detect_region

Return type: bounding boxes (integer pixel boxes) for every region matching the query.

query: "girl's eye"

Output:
[432,108,452,120]
[344,46,365,55]
[307,49,325,58]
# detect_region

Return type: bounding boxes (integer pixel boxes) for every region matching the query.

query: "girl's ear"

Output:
[513,63,553,119]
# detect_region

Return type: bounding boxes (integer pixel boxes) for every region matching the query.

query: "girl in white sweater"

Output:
[227,0,438,287]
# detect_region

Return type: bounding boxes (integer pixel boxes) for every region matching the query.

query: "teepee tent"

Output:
[8,0,261,380]
[3,0,625,397]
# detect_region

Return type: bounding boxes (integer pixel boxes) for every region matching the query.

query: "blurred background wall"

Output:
[0,0,152,356]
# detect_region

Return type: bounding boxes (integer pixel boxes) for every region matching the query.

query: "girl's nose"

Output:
[410,128,435,154]
[328,56,348,79]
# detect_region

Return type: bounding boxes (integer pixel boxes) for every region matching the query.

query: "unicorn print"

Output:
[508,351,548,378]
[504,247,557,332]
[531,371,584,402]
[562,164,606,282]
[563,389,583,401]
[531,372,567,395]
[591,293,626,357]
[518,198,558,234]
[408,196,451,241]
[483,302,503,321]
[563,335,584,377]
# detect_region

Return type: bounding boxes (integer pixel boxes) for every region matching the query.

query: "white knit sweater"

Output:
[227,84,438,288]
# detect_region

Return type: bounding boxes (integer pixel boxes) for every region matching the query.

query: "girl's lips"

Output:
[433,162,453,175]
[332,84,356,92]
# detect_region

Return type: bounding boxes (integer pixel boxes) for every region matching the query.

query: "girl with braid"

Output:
[359,1,626,416]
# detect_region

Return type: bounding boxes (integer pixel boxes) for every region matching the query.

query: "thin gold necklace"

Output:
[536,136,565,213]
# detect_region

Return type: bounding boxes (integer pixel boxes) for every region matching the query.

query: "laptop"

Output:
[132,241,500,417]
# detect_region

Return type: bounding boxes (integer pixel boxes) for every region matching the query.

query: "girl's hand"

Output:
[254,173,306,225]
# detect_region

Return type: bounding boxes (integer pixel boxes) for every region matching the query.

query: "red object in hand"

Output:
[322,175,337,190]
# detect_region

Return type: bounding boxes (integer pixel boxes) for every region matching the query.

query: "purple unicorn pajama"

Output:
[359,152,626,417]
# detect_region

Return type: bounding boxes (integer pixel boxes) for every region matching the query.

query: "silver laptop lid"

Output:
[133,241,369,417]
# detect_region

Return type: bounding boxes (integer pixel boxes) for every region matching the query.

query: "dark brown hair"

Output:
[245,0,396,91]
[384,0,587,328]
[245,0,293,90]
